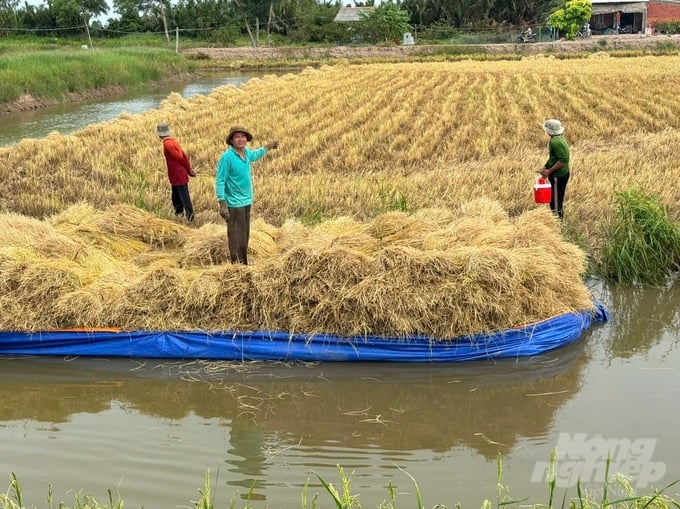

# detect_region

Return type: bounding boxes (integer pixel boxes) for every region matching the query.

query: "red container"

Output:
[534,177,552,204]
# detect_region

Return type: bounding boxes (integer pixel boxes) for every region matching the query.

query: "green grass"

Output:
[600,187,680,285]
[0,46,194,103]
[0,33,216,52]
[0,34,82,53]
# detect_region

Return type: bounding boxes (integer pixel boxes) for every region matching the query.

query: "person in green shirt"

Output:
[540,119,570,220]
[215,125,278,264]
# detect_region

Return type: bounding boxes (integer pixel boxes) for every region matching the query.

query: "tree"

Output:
[549,0,591,39]
[109,0,166,34]
[0,0,20,29]
[171,0,235,38]
[108,0,170,41]
[16,2,57,30]
[109,0,144,32]
[157,0,169,43]
[489,0,560,25]
[358,2,412,43]
[49,0,107,26]
[284,1,343,43]
[397,0,558,29]
[47,0,107,41]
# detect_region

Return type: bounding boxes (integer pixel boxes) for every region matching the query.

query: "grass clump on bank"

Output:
[0,47,194,104]
[600,188,680,285]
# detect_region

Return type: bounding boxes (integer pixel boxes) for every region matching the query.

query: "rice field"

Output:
[3,55,680,229]
[1,53,680,334]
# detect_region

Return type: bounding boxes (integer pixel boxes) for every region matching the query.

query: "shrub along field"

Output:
[1,53,680,334]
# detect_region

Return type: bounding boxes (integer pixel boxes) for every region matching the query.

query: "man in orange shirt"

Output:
[156,123,196,221]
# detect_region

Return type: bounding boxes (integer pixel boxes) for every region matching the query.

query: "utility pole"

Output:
[159,0,170,44]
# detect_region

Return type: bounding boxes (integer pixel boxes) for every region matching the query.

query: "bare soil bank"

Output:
[0,72,199,115]
[1,85,127,114]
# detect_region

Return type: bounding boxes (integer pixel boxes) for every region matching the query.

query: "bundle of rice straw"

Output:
[0,202,595,338]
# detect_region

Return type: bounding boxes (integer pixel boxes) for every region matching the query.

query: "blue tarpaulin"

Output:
[0,302,608,362]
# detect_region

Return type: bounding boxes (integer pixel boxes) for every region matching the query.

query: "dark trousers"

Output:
[171,184,194,221]
[549,173,570,220]
[227,205,251,264]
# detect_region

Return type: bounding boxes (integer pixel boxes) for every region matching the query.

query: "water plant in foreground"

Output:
[309,453,679,509]
[2,453,678,509]
[0,472,124,509]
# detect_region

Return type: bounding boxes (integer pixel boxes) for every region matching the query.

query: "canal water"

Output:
[0,279,678,509]
[0,71,290,147]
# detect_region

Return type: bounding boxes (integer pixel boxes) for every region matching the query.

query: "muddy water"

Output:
[0,280,678,509]
[0,71,291,147]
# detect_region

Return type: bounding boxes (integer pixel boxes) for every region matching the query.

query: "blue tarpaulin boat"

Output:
[0,302,608,362]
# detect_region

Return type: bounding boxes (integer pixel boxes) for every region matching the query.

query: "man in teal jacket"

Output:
[215,125,278,264]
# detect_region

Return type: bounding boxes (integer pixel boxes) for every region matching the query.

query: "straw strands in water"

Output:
[0,201,595,339]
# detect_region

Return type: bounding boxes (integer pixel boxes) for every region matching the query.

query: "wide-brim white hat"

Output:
[543,119,564,136]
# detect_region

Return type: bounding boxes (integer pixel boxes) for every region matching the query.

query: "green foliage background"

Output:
[549,0,592,39]
[0,0,564,45]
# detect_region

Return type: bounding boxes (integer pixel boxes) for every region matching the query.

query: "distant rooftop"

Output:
[591,0,647,3]
[591,0,648,14]
[334,6,375,22]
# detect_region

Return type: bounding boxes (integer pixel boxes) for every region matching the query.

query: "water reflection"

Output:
[228,426,268,493]
[595,280,680,359]
[0,341,587,464]
[0,71,288,147]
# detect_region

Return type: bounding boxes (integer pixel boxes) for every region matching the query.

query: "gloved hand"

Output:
[218,200,229,222]
[265,140,279,150]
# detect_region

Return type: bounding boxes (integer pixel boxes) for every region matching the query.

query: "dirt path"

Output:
[182,34,680,60]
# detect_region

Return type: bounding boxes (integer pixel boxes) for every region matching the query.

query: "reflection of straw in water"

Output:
[263,437,303,460]
[359,414,396,425]
[157,359,271,380]
[525,390,570,397]
[342,407,372,416]
[473,432,508,447]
